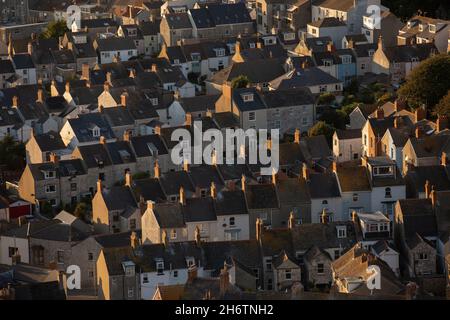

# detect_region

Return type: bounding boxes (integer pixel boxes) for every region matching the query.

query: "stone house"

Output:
[303,245,333,289]
[160,12,193,46]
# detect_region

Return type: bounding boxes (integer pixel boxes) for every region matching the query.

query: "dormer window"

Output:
[411,57,419,62]
[241,93,254,102]
[341,55,352,64]
[173,59,180,65]
[324,59,332,67]
[150,98,158,106]
[249,42,256,49]
[186,257,195,268]
[373,166,393,176]
[123,261,135,277]
[337,226,347,238]
[368,49,374,57]
[156,258,164,275]
[170,229,177,239]
[429,25,436,33]
[44,171,55,179]
[92,127,100,137]
[191,53,201,61]
[385,187,392,198]
[214,48,225,57]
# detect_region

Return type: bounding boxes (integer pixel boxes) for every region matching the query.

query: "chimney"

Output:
[98,105,104,113]
[256,41,263,49]
[187,265,198,284]
[82,63,90,81]
[125,171,132,187]
[130,231,139,249]
[302,163,309,181]
[414,106,426,122]
[146,200,155,212]
[183,160,189,172]
[294,128,300,144]
[154,125,161,135]
[376,107,384,119]
[65,82,70,93]
[321,208,329,224]
[441,152,447,166]
[96,179,102,192]
[326,41,335,52]
[301,60,309,69]
[103,81,110,92]
[185,113,192,126]
[437,116,448,132]
[332,160,337,173]
[430,186,437,208]
[271,169,277,185]
[415,126,422,139]
[12,96,18,108]
[288,212,295,229]
[50,153,59,164]
[347,39,354,49]
[394,117,400,128]
[27,42,33,55]
[425,180,431,198]
[37,89,44,103]
[179,187,186,206]
[235,41,241,54]
[151,64,157,73]
[256,218,263,242]
[129,68,136,79]
[106,72,113,84]
[405,282,418,300]
[219,265,230,298]
[351,210,358,223]
[377,35,384,51]
[195,225,201,247]
[121,93,128,107]
[210,182,217,199]
[123,130,131,142]
[154,160,160,179]
[99,136,106,144]
[162,229,168,247]
[241,175,246,191]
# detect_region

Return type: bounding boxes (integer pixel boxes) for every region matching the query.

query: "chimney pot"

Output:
[121,93,128,107]
[99,136,106,144]
[179,187,186,206]
[97,179,103,192]
[49,153,59,164]
[146,200,155,211]
[125,171,132,187]
[441,152,447,166]
[210,182,217,199]
[154,160,160,178]
[65,82,70,93]
[294,128,301,144]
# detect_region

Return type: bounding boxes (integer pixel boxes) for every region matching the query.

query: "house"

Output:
[352,42,377,76]
[362,10,404,47]
[269,67,343,95]
[96,246,139,300]
[398,16,449,53]
[25,130,67,164]
[11,53,37,85]
[294,36,333,56]
[189,3,254,40]
[255,0,311,35]
[0,59,15,89]
[272,250,301,292]
[0,189,32,222]
[139,21,161,56]
[405,165,450,199]
[361,108,394,157]
[72,18,119,37]
[395,197,439,277]
[28,38,58,83]
[92,175,140,234]
[18,156,89,211]
[307,18,348,49]
[0,106,23,140]
[303,245,333,289]
[160,12,193,46]
[117,24,145,56]
[353,211,391,249]
[372,37,438,85]
[333,129,362,162]
[371,240,400,277]
[312,0,381,34]
[348,103,377,129]
[94,38,138,64]
[62,33,98,72]
[342,34,368,49]
[331,243,405,297]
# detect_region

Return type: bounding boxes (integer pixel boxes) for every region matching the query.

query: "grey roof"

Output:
[94,231,141,248]
[152,202,185,228]
[207,3,252,26]
[189,7,215,29]
[139,21,160,36]
[160,170,195,195]
[270,67,341,90]
[102,106,135,127]
[383,43,437,62]
[314,0,356,11]
[0,107,22,127]
[335,128,361,140]
[105,141,136,165]
[353,43,378,57]
[212,112,240,129]
[0,60,15,74]
[307,172,340,198]
[77,143,112,168]
[12,54,35,69]
[102,247,135,276]
[133,178,167,203]
[80,18,118,29]
[214,190,248,216]
[188,165,224,190]
[165,13,193,29]
[67,113,115,143]
[28,159,87,181]
[182,197,216,222]
[309,17,347,28]
[262,88,314,108]
[102,186,137,211]
[130,134,168,158]
[33,131,65,152]
[179,94,220,113]
[96,37,137,52]
[397,198,438,239]
[245,183,279,209]
[232,87,266,112]
[405,166,450,198]
[302,36,333,52]
[371,240,397,255]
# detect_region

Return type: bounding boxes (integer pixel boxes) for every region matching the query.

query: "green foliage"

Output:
[377,92,394,106]
[317,93,335,105]
[345,79,359,96]
[381,0,450,20]
[308,121,335,145]
[41,20,68,39]
[73,202,88,221]
[434,90,450,118]
[342,102,359,116]
[398,54,450,109]
[231,75,250,89]
[0,136,25,171]
[319,109,347,130]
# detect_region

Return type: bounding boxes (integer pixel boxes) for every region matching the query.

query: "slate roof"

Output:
[179,94,220,113]
[245,183,279,209]
[335,128,361,140]
[397,198,438,239]
[383,43,437,63]
[0,107,22,127]
[33,131,65,152]
[307,172,340,198]
[405,165,450,197]
[335,162,371,192]
[269,67,341,90]
[76,143,112,168]
[130,134,168,158]
[214,190,248,216]
[182,197,216,222]
[188,165,224,190]
[94,231,140,248]
[276,177,310,205]
[80,18,118,29]
[102,247,135,276]
[67,113,115,143]
[105,141,136,165]
[0,60,15,74]
[139,21,160,36]
[165,13,193,29]
[207,3,252,26]
[261,88,315,108]
[309,17,347,28]
[160,170,195,195]
[12,54,35,69]
[133,178,167,203]
[232,87,266,112]
[96,38,137,52]
[28,159,87,181]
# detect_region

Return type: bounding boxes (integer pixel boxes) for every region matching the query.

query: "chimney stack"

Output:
[195,225,201,247]
[241,174,246,191]
[99,136,106,144]
[430,186,437,208]
[235,41,241,54]
[103,81,110,92]
[302,163,309,181]
[415,126,422,139]
[123,130,131,142]
[294,128,300,144]
[185,113,192,126]
[49,153,59,164]
[256,41,263,49]
[377,35,384,51]
[288,212,295,229]
[271,168,277,185]
[394,117,400,128]
[154,125,161,135]
[179,186,186,206]
[12,96,18,108]
[441,152,447,166]
[125,171,132,187]
[351,210,358,223]
[187,265,198,284]
[82,63,90,81]
[376,107,384,119]
[65,82,70,93]
[183,160,189,172]
[162,229,168,247]
[326,41,335,52]
[130,231,139,249]
[414,106,426,122]
[425,180,431,198]
[210,182,217,199]
[121,93,128,107]
[256,218,263,242]
[37,89,44,103]
[98,105,104,113]
[154,160,160,178]
[321,208,329,224]
[151,64,157,73]
[146,200,155,212]
[106,72,112,85]
[97,179,103,192]
[219,264,230,298]
[27,42,33,55]
[332,160,337,173]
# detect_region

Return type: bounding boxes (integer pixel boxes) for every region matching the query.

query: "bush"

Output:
[231,75,250,89]
[317,93,335,105]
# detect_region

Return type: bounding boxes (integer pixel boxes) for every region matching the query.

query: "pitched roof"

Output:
[101,186,137,212]
[232,87,266,112]
[67,113,115,143]
[405,165,450,197]
[269,67,341,90]
[383,43,437,63]
[95,37,137,52]
[307,172,340,198]
[335,162,371,192]
[335,128,361,140]
[214,190,248,216]
[397,198,438,239]
[261,88,315,108]
[165,13,192,29]
[12,54,35,69]
[179,94,220,113]
[309,17,347,28]
[245,183,279,209]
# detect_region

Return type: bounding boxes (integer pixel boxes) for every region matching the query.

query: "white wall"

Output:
[216,214,250,241]
[341,191,372,220]
[333,136,362,162]
[371,185,405,220]
[311,197,343,223]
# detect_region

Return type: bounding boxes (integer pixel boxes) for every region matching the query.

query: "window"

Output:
[49,199,57,206]
[70,183,77,191]
[45,185,56,193]
[200,189,207,198]
[33,246,44,265]
[374,166,393,176]
[337,227,347,238]
[229,217,235,226]
[170,229,177,239]
[57,250,64,264]
[418,253,428,260]
[125,266,135,277]
[156,260,164,275]
[127,287,134,298]
[361,63,366,70]
[89,271,94,278]
[385,187,392,198]
[319,86,327,93]
[44,171,55,179]
[92,127,100,137]
[173,270,178,277]
[322,200,328,205]
[265,258,272,270]
[88,252,93,261]
[380,223,389,232]
[334,250,340,259]
[369,224,378,232]
[324,60,332,67]
[248,112,256,121]
[285,269,292,280]
[363,134,367,146]
[352,193,358,202]
[143,275,149,283]
[317,263,324,274]
[242,93,254,102]
[8,247,18,257]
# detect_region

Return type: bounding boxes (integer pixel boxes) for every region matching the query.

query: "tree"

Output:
[231,75,250,89]
[308,121,335,145]
[73,202,88,221]
[41,20,68,39]
[317,93,335,105]
[434,90,450,118]
[0,136,25,171]
[398,54,450,110]
[319,109,347,129]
